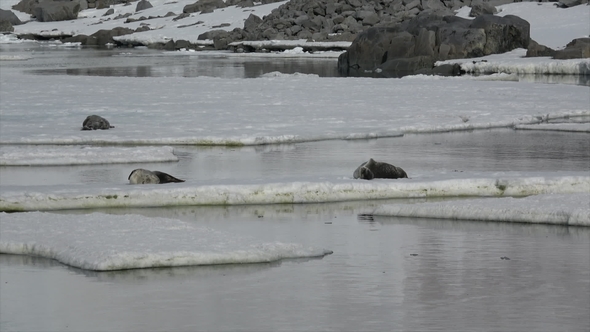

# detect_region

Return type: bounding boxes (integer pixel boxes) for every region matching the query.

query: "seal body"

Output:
[353,158,408,180]
[128,169,185,184]
[82,115,114,130]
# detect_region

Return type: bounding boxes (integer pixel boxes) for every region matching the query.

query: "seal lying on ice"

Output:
[128,169,185,184]
[82,115,114,130]
[353,158,408,180]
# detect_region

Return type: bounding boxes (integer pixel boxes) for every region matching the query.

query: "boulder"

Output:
[183,0,225,14]
[553,38,590,59]
[469,0,497,17]
[554,0,587,8]
[243,13,262,32]
[526,39,556,57]
[135,0,153,12]
[62,34,98,45]
[12,0,39,15]
[90,26,134,45]
[339,11,531,76]
[0,21,14,32]
[33,0,81,22]
[0,9,23,26]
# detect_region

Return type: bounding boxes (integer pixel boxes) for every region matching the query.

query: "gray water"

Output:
[2,42,589,84]
[1,45,589,332]
[1,129,589,187]
[2,206,589,332]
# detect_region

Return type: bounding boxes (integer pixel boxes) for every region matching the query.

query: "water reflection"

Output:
[2,44,587,84]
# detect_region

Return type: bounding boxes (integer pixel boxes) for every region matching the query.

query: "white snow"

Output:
[436,49,590,76]
[0,212,333,270]
[1,72,588,146]
[0,146,179,166]
[1,175,588,213]
[373,193,590,226]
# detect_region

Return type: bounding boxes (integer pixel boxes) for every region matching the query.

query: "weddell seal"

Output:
[128,169,185,184]
[82,115,114,130]
[353,158,408,180]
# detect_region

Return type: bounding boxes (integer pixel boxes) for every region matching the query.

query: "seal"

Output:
[128,169,185,184]
[353,158,408,180]
[82,115,114,130]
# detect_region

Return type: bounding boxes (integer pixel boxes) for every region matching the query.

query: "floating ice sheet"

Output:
[1,175,588,213]
[0,212,333,271]
[0,146,179,166]
[373,193,590,226]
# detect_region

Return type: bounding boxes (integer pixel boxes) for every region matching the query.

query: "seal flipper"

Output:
[154,171,185,183]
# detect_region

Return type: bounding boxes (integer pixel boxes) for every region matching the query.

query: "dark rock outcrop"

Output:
[183,0,226,14]
[0,9,22,31]
[135,0,153,12]
[526,39,556,58]
[553,38,590,59]
[63,26,134,45]
[555,0,588,8]
[0,9,23,26]
[338,12,530,77]
[33,0,81,22]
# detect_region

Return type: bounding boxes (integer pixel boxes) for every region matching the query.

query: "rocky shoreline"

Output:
[1,0,589,76]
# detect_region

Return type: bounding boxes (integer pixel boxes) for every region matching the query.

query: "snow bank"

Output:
[1,71,588,146]
[1,175,588,212]
[515,123,590,133]
[373,193,590,226]
[0,146,179,166]
[0,212,332,271]
[437,49,590,76]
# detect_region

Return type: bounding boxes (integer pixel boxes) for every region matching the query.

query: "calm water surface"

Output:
[1,45,589,332]
[1,205,589,332]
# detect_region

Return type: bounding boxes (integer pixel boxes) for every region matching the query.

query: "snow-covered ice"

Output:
[1,71,588,146]
[1,174,588,213]
[0,146,179,166]
[374,193,590,226]
[0,212,332,270]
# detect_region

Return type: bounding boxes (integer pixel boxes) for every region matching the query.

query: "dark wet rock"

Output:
[135,0,153,12]
[102,8,114,16]
[416,63,465,76]
[526,39,556,58]
[0,9,23,26]
[197,29,234,49]
[33,0,81,22]
[12,0,39,15]
[135,25,150,32]
[174,39,190,49]
[62,34,97,45]
[243,13,262,33]
[555,0,587,7]
[172,12,190,21]
[338,12,530,76]
[90,26,134,45]
[553,38,590,59]
[113,12,132,20]
[469,0,497,17]
[183,0,225,14]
